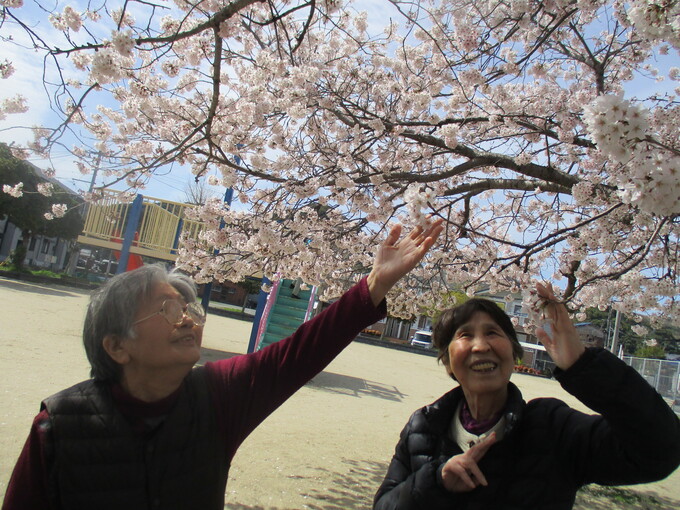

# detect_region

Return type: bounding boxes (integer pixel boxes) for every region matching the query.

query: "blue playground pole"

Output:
[171,218,184,256]
[247,276,270,353]
[116,194,144,274]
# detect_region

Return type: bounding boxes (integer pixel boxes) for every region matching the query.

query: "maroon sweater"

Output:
[3,277,385,510]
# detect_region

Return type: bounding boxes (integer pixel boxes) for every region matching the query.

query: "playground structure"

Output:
[76,189,203,266]
[254,278,317,351]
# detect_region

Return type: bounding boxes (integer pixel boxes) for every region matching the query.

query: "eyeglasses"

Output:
[133,299,206,327]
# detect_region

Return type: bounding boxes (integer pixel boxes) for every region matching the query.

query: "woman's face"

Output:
[447,311,515,400]
[122,282,204,376]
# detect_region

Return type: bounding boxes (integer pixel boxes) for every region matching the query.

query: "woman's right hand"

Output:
[534,282,585,370]
[441,432,496,492]
[366,219,443,307]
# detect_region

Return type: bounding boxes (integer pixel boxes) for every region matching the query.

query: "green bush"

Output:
[31,269,63,279]
[633,344,666,360]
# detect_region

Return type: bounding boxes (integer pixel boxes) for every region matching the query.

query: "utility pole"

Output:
[605,305,614,349]
[610,309,622,357]
[88,160,100,192]
[66,151,102,276]
[69,151,102,193]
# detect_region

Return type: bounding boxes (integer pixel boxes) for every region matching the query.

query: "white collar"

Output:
[450,401,506,452]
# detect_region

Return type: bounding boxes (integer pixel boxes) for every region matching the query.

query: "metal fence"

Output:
[622,356,680,402]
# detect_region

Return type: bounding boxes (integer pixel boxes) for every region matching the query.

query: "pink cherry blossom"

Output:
[37,183,54,196]
[0,59,15,79]
[51,203,68,218]
[0,0,24,8]
[2,0,679,325]
[3,183,24,198]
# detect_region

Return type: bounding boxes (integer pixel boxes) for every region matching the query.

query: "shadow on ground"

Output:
[0,277,89,298]
[224,506,288,510]
[575,485,679,510]
[295,458,388,510]
[220,466,680,510]
[307,371,406,402]
[197,349,406,403]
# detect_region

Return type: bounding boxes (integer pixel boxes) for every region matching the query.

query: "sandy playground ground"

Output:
[1,276,679,509]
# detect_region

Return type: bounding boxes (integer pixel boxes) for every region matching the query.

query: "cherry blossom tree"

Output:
[0,0,678,324]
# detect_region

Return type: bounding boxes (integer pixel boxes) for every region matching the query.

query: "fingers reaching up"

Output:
[533,282,585,370]
[367,219,444,307]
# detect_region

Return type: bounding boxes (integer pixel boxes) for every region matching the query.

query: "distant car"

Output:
[96,259,118,274]
[409,330,433,349]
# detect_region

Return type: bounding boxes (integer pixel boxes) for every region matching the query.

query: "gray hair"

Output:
[83,263,198,382]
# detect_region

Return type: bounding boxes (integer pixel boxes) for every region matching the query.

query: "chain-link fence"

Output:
[622,356,680,409]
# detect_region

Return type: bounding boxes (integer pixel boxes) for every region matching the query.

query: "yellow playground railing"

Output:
[77,189,203,261]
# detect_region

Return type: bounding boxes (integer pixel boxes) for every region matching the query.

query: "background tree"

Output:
[183,177,220,206]
[238,276,262,313]
[2,242,26,270]
[1,1,678,326]
[586,306,680,356]
[424,289,470,325]
[653,324,680,356]
[0,143,84,244]
[585,306,645,355]
[633,342,667,360]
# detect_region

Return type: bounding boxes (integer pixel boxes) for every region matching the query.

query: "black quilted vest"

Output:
[42,367,229,510]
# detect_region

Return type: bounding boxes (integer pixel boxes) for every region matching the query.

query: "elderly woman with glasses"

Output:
[374,283,680,510]
[4,220,444,510]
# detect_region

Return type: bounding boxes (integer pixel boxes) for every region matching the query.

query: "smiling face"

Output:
[119,281,204,380]
[447,311,515,405]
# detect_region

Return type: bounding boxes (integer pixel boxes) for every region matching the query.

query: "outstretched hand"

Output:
[367,220,444,306]
[534,282,585,370]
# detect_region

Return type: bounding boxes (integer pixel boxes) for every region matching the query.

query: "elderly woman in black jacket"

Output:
[374,283,680,510]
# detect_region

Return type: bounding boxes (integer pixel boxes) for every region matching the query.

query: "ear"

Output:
[102,334,131,365]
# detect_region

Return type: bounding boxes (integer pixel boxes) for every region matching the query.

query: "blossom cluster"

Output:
[583,94,680,216]
[583,94,648,165]
[0,59,15,79]
[91,49,128,83]
[49,6,82,32]
[0,0,23,8]
[36,182,54,197]
[2,183,23,198]
[111,30,135,56]
[1,95,28,118]
[632,324,649,336]
[627,0,680,48]
[47,203,68,219]
[402,185,436,228]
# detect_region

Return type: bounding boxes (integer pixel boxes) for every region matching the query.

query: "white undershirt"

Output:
[449,401,506,452]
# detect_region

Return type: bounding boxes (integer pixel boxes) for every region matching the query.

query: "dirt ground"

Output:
[1,276,678,509]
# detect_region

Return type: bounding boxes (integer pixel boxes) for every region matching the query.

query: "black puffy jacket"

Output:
[374,348,680,510]
[42,367,229,510]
